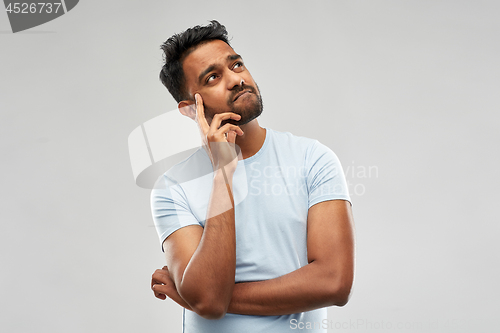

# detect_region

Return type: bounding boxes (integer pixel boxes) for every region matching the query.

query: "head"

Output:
[159,20,263,126]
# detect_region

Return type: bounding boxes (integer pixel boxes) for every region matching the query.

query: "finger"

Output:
[195,94,210,134]
[151,278,165,295]
[152,284,167,300]
[214,123,244,138]
[208,112,242,134]
[151,276,163,290]
[151,271,170,288]
[208,126,243,144]
[154,268,169,276]
[227,130,237,144]
[152,283,174,300]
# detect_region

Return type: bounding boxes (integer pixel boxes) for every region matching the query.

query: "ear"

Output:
[178,100,196,120]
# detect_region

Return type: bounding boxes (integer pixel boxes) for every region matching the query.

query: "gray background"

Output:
[1,0,499,332]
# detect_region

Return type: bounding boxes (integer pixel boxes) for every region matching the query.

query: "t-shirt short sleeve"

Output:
[305,140,351,208]
[150,175,201,251]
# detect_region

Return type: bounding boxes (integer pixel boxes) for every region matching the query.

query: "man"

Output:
[150,20,355,332]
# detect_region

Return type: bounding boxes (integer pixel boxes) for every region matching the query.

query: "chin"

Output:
[222,104,263,126]
[210,91,264,126]
[234,94,264,125]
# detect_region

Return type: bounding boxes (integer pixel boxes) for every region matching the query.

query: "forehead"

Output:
[182,40,237,88]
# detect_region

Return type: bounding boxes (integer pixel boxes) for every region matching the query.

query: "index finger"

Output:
[195,93,210,134]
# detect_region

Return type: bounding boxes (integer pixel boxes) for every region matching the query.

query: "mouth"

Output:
[233,90,252,101]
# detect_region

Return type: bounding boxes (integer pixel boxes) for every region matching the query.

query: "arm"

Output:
[152,94,244,319]
[153,200,355,315]
[163,170,235,320]
[226,199,355,315]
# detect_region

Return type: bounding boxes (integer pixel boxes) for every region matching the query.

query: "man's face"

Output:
[181,39,263,126]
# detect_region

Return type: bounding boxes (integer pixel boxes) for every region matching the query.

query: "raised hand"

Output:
[194,93,244,175]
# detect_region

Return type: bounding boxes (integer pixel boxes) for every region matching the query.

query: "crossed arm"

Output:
[151,199,355,318]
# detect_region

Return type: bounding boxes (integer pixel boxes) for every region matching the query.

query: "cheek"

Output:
[243,71,255,83]
[201,89,229,107]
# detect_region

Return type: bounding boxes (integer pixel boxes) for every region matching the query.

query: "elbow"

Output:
[178,283,232,320]
[182,290,228,320]
[333,289,351,307]
[328,277,353,307]
[191,301,227,320]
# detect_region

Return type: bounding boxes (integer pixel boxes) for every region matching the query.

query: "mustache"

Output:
[228,84,257,103]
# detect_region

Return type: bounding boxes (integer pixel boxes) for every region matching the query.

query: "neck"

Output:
[235,119,266,160]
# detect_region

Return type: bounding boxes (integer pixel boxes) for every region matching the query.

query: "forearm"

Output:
[227,260,352,316]
[178,169,236,316]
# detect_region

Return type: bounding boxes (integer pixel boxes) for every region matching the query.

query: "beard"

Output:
[204,83,264,127]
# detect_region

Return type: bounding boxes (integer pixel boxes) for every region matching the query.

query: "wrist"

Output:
[214,166,234,186]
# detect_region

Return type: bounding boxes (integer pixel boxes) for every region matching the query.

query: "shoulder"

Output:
[267,129,343,176]
[266,128,335,162]
[266,128,319,152]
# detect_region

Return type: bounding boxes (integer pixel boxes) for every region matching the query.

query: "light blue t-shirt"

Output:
[151,128,351,333]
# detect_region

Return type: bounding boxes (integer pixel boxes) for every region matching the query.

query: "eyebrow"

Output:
[198,54,243,84]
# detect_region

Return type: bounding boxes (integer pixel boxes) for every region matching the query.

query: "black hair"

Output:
[159,20,230,103]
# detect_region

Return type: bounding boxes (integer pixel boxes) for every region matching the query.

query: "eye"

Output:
[206,74,218,83]
[233,62,244,71]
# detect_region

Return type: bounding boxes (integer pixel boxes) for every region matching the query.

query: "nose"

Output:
[226,70,244,90]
